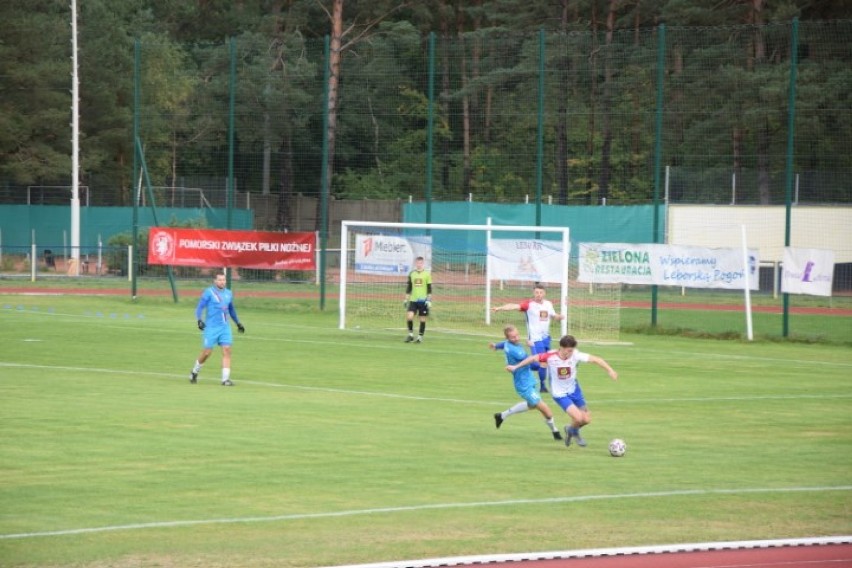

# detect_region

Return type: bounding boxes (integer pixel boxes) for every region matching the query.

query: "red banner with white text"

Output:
[147,228,316,270]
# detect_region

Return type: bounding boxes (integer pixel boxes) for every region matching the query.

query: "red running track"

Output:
[491,543,852,567]
[323,541,852,568]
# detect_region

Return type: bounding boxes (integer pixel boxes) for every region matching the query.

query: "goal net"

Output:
[339,221,621,342]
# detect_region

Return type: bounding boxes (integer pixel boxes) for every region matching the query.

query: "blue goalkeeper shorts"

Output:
[203,325,233,349]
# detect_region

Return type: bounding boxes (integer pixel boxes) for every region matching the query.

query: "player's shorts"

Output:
[515,381,542,407]
[202,325,233,349]
[407,300,430,316]
[528,337,551,371]
[553,384,587,411]
[531,336,551,354]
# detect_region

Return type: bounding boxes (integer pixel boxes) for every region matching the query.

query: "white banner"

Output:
[579,243,759,290]
[489,238,565,283]
[781,247,835,296]
[354,234,432,275]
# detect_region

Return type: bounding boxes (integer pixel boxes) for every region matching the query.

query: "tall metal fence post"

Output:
[425,32,435,223]
[535,29,545,228]
[319,35,331,310]
[783,18,800,337]
[651,24,666,327]
[135,136,179,302]
[131,38,140,299]
[227,37,236,288]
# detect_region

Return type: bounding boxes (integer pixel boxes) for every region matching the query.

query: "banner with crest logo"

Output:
[147,228,315,270]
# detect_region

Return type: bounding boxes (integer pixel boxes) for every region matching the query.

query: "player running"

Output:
[491,283,566,393]
[189,272,245,386]
[403,256,432,343]
[518,334,617,447]
[490,325,563,441]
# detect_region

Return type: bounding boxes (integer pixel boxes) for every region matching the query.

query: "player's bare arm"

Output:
[589,355,618,380]
[491,303,521,312]
[507,354,538,372]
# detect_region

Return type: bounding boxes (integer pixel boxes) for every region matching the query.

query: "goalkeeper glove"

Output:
[403,300,409,308]
[426,300,432,309]
[237,323,245,334]
[197,319,206,331]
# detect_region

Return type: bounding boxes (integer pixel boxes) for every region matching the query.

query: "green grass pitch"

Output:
[0,292,850,567]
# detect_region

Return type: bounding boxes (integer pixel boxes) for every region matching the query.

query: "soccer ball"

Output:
[608,438,627,457]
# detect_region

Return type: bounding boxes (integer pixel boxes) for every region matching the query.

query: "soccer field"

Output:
[1,292,850,567]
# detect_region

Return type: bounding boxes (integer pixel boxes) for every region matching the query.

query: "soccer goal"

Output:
[338,221,622,341]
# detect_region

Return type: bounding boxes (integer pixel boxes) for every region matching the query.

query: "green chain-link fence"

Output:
[3,20,850,340]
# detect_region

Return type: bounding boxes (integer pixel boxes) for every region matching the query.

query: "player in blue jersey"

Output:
[492,283,566,393]
[189,272,245,386]
[489,324,563,441]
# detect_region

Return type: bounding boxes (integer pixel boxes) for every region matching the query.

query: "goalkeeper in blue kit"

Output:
[189,272,245,386]
[404,256,432,343]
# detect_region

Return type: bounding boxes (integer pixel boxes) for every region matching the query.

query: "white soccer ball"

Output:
[608,438,627,457]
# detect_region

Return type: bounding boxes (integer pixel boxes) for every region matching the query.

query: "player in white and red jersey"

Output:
[491,284,566,393]
[525,334,617,448]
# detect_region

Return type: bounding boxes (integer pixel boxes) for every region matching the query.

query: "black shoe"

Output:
[494,413,504,429]
[552,430,563,441]
[404,335,414,343]
[221,379,234,386]
[190,372,198,384]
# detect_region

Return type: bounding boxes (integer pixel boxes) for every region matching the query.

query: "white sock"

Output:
[192,361,202,373]
[222,368,231,382]
[505,402,529,417]
[545,417,557,432]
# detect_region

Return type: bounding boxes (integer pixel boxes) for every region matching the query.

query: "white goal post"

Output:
[338,220,571,337]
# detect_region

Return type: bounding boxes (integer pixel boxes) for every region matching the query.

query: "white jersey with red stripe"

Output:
[537,349,591,398]
[519,299,557,342]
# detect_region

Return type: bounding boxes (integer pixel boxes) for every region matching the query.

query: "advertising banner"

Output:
[354,234,432,275]
[488,238,566,283]
[781,247,835,296]
[147,227,316,270]
[578,243,759,290]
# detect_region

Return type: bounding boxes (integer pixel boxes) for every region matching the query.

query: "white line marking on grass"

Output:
[237,381,852,405]
[5,308,848,367]
[630,348,852,369]
[2,362,851,406]
[0,362,179,380]
[594,393,852,405]
[0,362,495,405]
[1,485,850,540]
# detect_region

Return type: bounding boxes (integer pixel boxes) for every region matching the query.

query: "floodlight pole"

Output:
[69,0,81,275]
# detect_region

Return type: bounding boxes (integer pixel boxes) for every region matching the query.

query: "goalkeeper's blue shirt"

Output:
[196,286,240,329]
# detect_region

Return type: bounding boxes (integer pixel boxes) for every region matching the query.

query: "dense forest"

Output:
[1,1,850,229]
